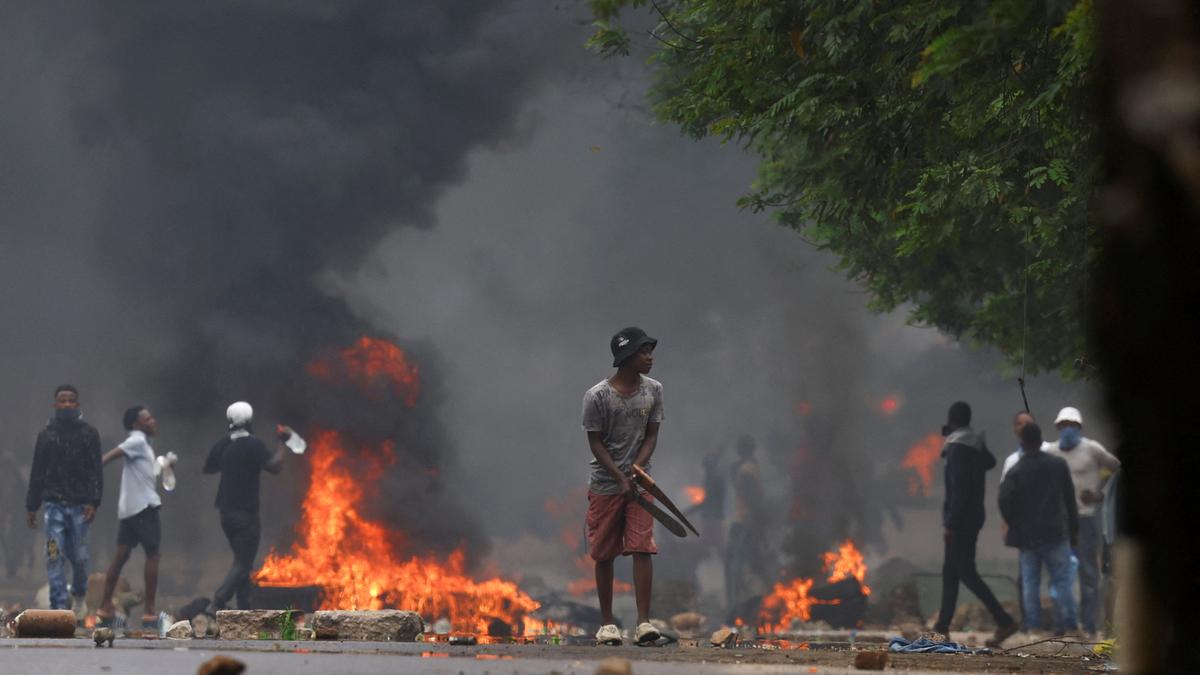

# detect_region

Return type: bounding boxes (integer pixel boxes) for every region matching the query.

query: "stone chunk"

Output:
[709,626,735,647]
[853,651,889,670]
[309,610,423,642]
[166,619,193,639]
[215,609,295,640]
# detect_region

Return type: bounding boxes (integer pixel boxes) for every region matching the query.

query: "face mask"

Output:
[1059,427,1082,450]
[941,425,952,436]
[54,407,82,423]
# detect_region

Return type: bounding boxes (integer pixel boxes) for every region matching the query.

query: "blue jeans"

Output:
[1020,540,1076,631]
[43,503,90,609]
[1076,516,1101,633]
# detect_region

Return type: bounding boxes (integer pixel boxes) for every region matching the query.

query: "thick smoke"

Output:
[338,22,1107,594]
[2,1,1106,610]
[1,1,586,576]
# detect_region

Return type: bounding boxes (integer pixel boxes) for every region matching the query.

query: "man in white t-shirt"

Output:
[1042,406,1120,636]
[95,406,174,627]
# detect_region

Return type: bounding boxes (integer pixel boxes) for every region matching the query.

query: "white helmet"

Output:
[1054,406,1083,426]
[226,401,254,428]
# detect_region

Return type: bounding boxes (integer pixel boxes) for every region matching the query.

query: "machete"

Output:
[632,464,701,537]
[633,491,687,538]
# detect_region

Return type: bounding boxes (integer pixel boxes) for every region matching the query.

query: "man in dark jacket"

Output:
[24,384,103,615]
[933,401,1018,646]
[999,422,1079,633]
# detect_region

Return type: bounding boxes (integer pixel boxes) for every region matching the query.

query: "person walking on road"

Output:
[95,405,176,627]
[203,401,284,612]
[932,401,1019,647]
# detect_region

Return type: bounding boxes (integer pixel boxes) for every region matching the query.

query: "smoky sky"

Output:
[1,0,1106,596]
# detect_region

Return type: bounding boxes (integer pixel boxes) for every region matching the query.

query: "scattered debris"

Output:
[10,609,76,638]
[309,610,424,642]
[167,619,194,640]
[216,609,296,640]
[595,657,633,675]
[853,651,889,670]
[191,613,212,638]
[196,655,246,675]
[670,611,704,637]
[710,627,736,648]
[92,626,115,647]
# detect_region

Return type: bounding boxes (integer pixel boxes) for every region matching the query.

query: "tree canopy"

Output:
[589,0,1099,378]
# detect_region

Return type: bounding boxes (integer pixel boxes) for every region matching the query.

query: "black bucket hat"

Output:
[610,327,658,367]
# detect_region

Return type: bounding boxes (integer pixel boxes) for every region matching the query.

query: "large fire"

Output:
[901,432,943,497]
[254,337,539,633]
[306,335,421,406]
[758,539,869,632]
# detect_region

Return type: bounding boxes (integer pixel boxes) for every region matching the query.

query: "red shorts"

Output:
[585,491,658,561]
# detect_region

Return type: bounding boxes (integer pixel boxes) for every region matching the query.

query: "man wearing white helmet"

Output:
[1042,406,1120,637]
[202,402,285,611]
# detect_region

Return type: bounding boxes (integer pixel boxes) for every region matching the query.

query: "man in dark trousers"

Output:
[999,422,1079,634]
[25,384,103,618]
[203,401,284,612]
[933,401,1018,647]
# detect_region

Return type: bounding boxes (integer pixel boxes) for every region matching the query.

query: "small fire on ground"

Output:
[758,539,870,633]
[254,336,540,634]
[684,485,706,505]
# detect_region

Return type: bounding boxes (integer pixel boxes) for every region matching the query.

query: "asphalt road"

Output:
[0,638,1097,674]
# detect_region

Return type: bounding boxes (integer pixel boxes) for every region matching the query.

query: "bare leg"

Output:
[633,553,653,623]
[595,559,615,624]
[98,545,132,616]
[143,552,160,616]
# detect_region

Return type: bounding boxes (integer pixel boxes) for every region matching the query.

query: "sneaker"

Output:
[986,621,1019,648]
[596,623,622,646]
[635,621,661,645]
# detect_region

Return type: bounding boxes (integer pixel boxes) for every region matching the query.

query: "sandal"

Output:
[94,609,115,628]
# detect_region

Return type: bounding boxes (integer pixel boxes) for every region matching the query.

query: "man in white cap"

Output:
[202,402,284,611]
[1043,406,1120,636]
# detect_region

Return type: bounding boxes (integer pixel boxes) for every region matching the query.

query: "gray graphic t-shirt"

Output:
[582,376,664,494]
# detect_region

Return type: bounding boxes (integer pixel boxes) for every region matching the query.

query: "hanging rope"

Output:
[1018,221,1032,414]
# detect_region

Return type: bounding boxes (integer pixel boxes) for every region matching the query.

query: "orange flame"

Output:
[684,485,706,505]
[254,427,539,632]
[307,336,421,406]
[822,539,870,595]
[902,432,942,497]
[758,540,869,632]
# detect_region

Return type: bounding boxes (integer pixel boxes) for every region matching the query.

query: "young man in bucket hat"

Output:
[582,327,664,645]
